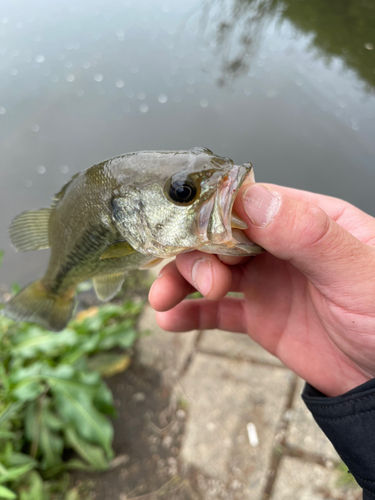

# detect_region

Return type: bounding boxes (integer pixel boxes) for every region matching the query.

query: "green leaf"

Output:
[75,315,102,333]
[96,303,124,322]
[64,458,93,471]
[60,333,101,365]
[98,326,137,350]
[52,385,113,456]
[39,425,64,470]
[12,328,77,359]
[0,363,9,392]
[0,402,23,427]
[41,458,89,478]
[0,462,35,483]
[0,442,13,464]
[64,489,80,500]
[0,431,14,440]
[41,365,113,456]
[93,380,116,417]
[11,283,21,295]
[24,400,38,445]
[78,333,101,353]
[65,427,109,470]
[8,363,43,384]
[12,381,44,402]
[0,251,4,269]
[0,485,16,500]
[1,441,36,468]
[19,471,46,500]
[6,453,35,468]
[25,398,64,470]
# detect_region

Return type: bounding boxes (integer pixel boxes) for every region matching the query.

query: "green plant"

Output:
[336,461,358,488]
[0,278,143,499]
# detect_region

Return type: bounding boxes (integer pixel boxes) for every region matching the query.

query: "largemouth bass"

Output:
[5,147,262,331]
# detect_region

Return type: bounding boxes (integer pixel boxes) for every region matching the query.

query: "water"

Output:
[1,0,375,286]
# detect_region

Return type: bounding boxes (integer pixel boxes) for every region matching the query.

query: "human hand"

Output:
[149,183,375,397]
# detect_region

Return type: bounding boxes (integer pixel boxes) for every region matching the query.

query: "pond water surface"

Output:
[1,0,375,286]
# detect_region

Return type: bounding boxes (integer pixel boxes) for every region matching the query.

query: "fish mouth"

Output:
[199,163,263,255]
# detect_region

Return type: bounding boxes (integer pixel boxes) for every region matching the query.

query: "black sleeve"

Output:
[302,379,375,500]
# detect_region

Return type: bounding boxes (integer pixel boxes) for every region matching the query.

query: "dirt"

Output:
[71,361,198,500]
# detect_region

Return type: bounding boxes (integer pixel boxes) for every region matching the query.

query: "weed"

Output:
[0,257,144,500]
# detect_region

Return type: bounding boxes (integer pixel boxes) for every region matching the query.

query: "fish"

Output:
[4,147,262,331]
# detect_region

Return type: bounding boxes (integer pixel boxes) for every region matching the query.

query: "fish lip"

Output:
[204,163,253,244]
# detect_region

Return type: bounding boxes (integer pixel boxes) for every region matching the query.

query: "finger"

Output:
[234,183,375,308]
[155,297,247,333]
[175,251,249,299]
[263,184,375,238]
[217,255,246,265]
[175,251,233,300]
[148,260,195,311]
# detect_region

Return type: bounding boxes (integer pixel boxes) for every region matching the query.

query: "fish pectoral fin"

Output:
[100,241,136,260]
[138,258,164,270]
[93,273,126,301]
[9,208,52,251]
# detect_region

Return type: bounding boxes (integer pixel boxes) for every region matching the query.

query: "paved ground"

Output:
[135,304,361,500]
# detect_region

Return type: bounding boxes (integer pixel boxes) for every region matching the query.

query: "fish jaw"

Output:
[198,162,263,256]
[207,163,252,243]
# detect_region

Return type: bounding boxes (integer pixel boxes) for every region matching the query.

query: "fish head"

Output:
[111,147,262,258]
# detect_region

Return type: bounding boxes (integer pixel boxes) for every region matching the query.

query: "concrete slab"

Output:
[180,352,294,499]
[271,457,361,500]
[137,304,198,376]
[199,329,283,366]
[286,378,338,461]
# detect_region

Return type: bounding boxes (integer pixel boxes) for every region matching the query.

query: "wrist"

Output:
[319,372,372,398]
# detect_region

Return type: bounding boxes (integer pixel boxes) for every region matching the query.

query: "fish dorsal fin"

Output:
[93,273,126,301]
[8,208,52,252]
[51,173,80,207]
[100,241,136,260]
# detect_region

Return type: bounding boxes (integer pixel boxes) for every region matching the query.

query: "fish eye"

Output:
[169,180,196,203]
[165,176,198,205]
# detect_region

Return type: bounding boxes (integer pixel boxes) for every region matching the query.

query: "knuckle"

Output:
[292,202,332,251]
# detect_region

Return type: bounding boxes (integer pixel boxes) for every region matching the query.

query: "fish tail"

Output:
[4,280,75,332]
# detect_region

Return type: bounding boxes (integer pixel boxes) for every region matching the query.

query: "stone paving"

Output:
[137,299,362,500]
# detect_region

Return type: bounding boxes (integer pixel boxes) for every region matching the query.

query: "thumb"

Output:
[234,184,375,304]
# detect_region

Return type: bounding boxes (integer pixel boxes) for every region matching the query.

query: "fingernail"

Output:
[243,184,281,228]
[191,258,213,296]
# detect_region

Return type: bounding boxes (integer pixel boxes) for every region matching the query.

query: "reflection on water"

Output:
[281,0,375,91]
[205,0,375,91]
[0,0,375,285]
[197,0,278,84]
